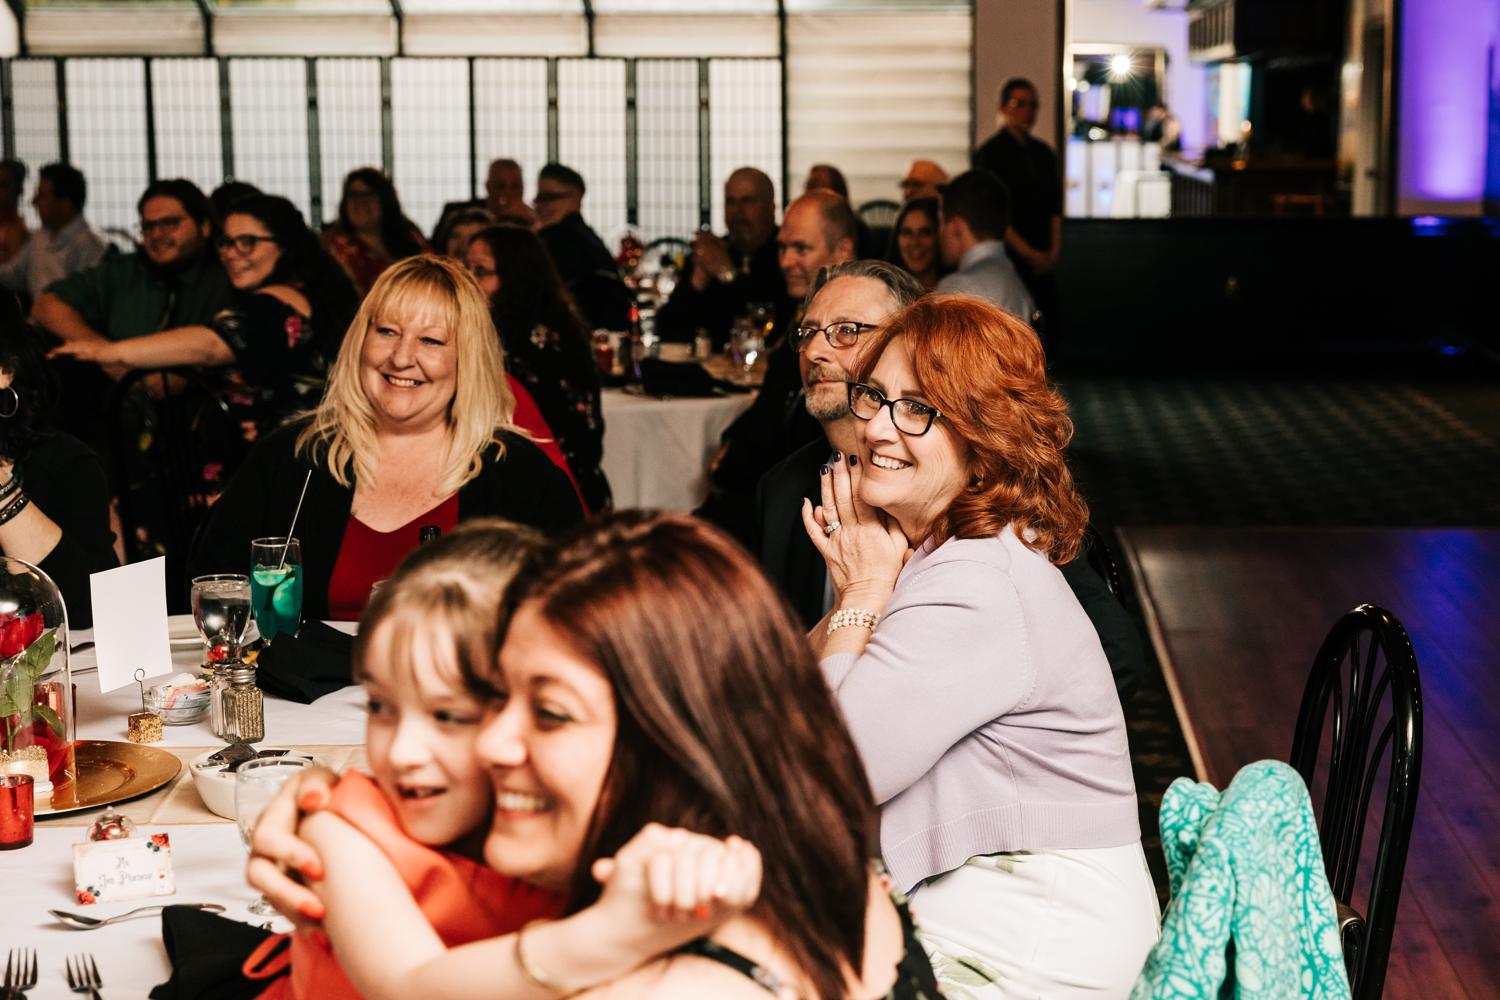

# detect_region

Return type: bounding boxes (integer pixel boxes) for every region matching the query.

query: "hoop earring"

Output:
[0,386,17,419]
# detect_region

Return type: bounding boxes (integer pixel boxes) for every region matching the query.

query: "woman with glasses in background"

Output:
[325,168,430,296]
[800,294,1157,998]
[52,194,360,444]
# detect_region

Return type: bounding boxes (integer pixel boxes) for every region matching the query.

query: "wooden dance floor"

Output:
[1119,527,1500,999]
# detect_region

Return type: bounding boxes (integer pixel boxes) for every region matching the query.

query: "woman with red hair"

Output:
[801,294,1158,998]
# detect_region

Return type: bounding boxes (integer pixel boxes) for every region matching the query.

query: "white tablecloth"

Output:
[67,619,368,747]
[1,621,367,998]
[600,389,754,511]
[3,822,282,999]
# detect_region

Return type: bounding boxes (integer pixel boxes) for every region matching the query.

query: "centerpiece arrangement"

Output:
[0,557,74,797]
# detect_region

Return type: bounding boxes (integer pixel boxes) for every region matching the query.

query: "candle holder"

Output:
[0,558,74,797]
[0,773,35,850]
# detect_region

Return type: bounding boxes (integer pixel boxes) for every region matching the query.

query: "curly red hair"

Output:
[854,294,1089,563]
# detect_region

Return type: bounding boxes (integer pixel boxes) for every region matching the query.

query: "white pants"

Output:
[910,842,1161,1000]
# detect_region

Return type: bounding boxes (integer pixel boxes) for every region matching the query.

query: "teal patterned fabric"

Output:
[1131,760,1352,1000]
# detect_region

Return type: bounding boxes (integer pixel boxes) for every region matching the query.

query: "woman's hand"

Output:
[48,339,125,367]
[801,452,909,609]
[245,765,341,929]
[591,823,761,928]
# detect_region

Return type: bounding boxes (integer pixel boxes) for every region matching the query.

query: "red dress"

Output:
[245,771,563,999]
[325,494,460,621]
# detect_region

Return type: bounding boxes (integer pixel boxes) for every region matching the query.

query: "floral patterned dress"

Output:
[501,322,610,512]
[209,292,333,446]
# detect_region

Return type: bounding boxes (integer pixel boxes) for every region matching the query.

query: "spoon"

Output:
[49,902,226,929]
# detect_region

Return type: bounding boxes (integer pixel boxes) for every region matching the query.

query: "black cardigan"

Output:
[189,422,584,619]
[13,431,119,629]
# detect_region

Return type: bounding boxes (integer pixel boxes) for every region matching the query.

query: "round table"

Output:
[600,388,754,511]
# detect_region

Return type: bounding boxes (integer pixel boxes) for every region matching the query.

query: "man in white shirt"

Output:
[935,168,1036,326]
[0,163,108,306]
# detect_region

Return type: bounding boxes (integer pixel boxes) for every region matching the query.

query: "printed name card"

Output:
[72,833,175,905]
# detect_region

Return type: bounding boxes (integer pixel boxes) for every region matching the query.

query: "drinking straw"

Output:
[278,470,312,570]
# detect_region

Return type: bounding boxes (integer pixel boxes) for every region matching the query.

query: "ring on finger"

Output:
[824,521,841,534]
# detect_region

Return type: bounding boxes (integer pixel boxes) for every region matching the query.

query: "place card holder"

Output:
[127,669,163,744]
[72,833,175,905]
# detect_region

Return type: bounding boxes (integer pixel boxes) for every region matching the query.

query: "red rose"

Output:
[0,612,43,657]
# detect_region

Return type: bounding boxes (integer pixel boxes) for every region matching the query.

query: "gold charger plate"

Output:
[37,740,182,817]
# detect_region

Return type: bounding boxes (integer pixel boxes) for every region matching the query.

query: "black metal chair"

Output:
[1290,604,1423,1000]
[1080,522,1124,598]
[104,369,244,603]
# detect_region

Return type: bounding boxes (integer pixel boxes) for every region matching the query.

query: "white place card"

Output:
[88,557,173,693]
[72,833,176,905]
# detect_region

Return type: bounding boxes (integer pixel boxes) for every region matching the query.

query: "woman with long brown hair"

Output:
[250,512,941,999]
[801,294,1158,997]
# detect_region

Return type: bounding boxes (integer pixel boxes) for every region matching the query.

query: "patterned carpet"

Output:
[1057,373,1500,900]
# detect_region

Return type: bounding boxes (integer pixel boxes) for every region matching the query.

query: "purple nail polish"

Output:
[820,464,830,475]
[832,451,842,462]
[848,455,859,467]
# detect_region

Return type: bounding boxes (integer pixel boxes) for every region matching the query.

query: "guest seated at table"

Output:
[696,190,857,543]
[433,207,493,260]
[190,255,584,622]
[324,167,429,295]
[240,518,757,998]
[0,162,109,308]
[885,197,945,292]
[533,162,632,333]
[0,300,117,627]
[249,511,942,1000]
[51,195,360,443]
[466,224,608,512]
[802,294,1157,997]
[656,167,790,349]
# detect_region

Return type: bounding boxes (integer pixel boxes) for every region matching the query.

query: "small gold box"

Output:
[127,711,163,744]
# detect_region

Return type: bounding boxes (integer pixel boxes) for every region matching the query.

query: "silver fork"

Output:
[64,955,101,999]
[3,948,37,994]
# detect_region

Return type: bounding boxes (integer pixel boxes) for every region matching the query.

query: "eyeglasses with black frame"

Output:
[791,321,878,352]
[847,382,942,436]
[216,234,278,255]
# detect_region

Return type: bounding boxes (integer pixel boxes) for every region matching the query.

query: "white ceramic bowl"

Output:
[189,747,310,820]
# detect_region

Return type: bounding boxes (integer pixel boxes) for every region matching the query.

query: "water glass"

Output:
[190,574,251,657]
[250,537,303,641]
[234,756,312,915]
[0,774,35,850]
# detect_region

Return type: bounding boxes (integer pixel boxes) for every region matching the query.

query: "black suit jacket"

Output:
[753,439,1147,700]
[538,213,631,332]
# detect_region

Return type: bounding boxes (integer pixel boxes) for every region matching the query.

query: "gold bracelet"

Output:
[827,608,880,636]
[515,920,570,995]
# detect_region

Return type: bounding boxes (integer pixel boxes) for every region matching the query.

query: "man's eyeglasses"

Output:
[138,215,188,237]
[216,234,278,255]
[848,382,942,436]
[792,321,877,352]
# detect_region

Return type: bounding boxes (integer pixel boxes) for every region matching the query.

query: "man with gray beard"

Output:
[753,261,1145,698]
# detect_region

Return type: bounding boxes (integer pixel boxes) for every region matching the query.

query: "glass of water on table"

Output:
[250,536,303,641]
[235,756,313,915]
[190,573,252,657]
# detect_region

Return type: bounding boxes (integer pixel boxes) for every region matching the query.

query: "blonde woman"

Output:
[191,255,584,621]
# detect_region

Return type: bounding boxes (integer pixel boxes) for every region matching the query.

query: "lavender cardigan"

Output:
[821,528,1140,893]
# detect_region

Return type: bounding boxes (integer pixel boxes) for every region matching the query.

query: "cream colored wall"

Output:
[973,0,1064,149]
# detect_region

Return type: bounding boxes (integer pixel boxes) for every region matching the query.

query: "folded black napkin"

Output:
[150,906,279,1000]
[639,358,737,397]
[254,620,355,704]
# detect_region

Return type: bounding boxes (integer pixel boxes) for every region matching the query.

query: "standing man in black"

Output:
[655,167,789,348]
[972,78,1063,345]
